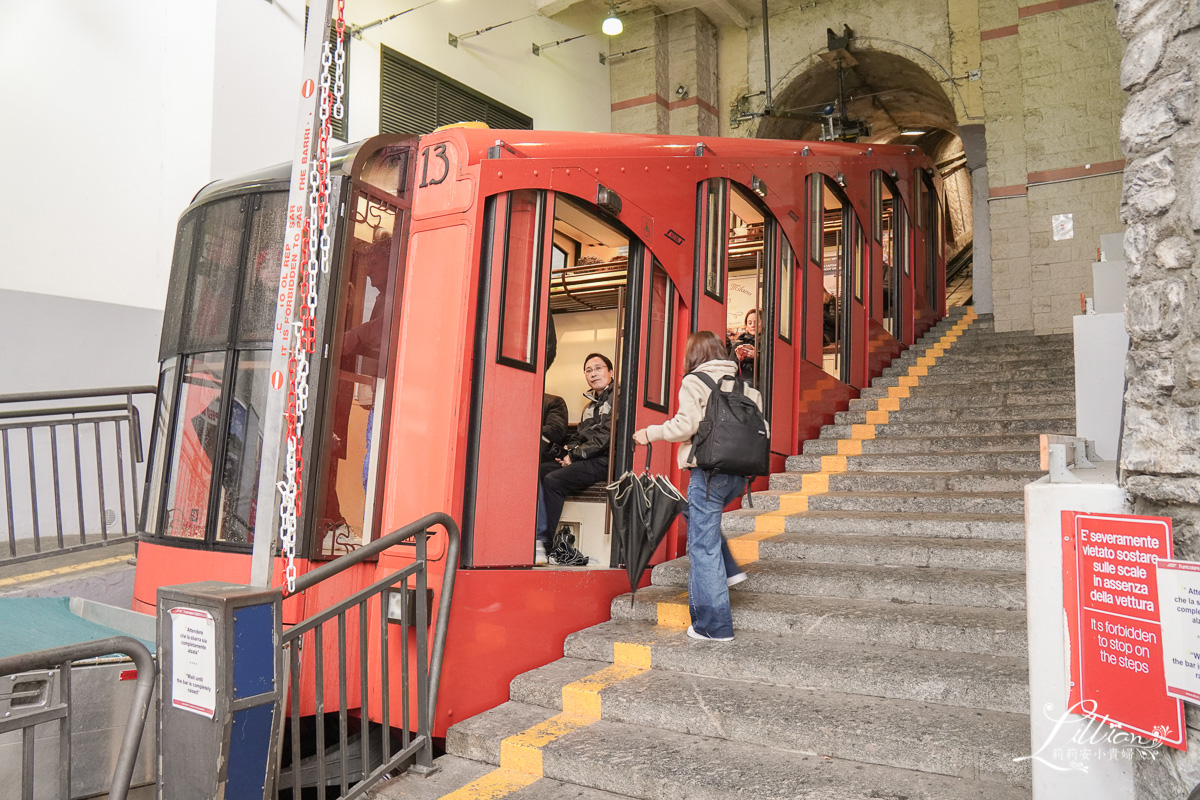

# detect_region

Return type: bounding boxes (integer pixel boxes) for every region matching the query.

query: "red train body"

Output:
[134,128,946,736]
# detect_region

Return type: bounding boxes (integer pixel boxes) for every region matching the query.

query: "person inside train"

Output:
[823,289,838,346]
[728,307,761,385]
[534,352,615,565]
[539,315,568,478]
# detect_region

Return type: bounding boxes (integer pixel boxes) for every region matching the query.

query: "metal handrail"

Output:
[278,511,460,798]
[0,386,155,563]
[0,636,156,800]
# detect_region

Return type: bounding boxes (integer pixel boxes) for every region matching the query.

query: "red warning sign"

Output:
[1063,511,1184,749]
[302,79,315,98]
[271,370,284,390]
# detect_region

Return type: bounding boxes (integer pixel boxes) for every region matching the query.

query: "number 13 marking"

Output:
[419,143,450,188]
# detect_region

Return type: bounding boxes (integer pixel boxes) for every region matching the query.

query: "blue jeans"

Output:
[686,470,746,639]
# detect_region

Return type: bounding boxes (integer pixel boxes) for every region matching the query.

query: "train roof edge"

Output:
[186,128,937,213]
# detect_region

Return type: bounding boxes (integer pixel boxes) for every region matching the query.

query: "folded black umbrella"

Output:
[606,444,688,596]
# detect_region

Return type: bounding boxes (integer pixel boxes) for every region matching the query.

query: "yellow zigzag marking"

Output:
[736,307,978,563]
[454,641,654,795]
[500,713,597,776]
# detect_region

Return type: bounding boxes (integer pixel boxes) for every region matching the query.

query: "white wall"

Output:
[1,1,216,311]
[344,0,611,139]
[0,0,610,317]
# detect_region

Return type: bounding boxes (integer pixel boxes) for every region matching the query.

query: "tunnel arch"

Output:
[755,47,974,281]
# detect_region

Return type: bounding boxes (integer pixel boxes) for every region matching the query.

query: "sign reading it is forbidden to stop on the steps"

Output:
[1062,511,1184,750]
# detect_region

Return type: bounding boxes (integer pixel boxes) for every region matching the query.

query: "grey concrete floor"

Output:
[0,540,137,609]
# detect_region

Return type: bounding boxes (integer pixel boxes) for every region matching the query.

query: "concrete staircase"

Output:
[373,307,1076,800]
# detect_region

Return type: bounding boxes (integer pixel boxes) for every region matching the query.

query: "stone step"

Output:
[757,530,1027,572]
[875,372,1073,393]
[445,701,1032,800]
[509,658,1031,787]
[835,404,1075,425]
[849,388,1075,410]
[819,417,1074,437]
[370,754,638,800]
[768,469,1043,494]
[651,556,1026,609]
[784,450,1041,473]
[882,349,1073,373]
[722,508,1026,540]
[610,585,1028,657]
[749,488,1024,515]
[802,433,1042,456]
[564,619,1031,714]
[858,379,1073,401]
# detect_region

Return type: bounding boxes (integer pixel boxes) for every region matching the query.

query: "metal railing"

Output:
[0,386,156,564]
[275,511,460,799]
[0,636,156,800]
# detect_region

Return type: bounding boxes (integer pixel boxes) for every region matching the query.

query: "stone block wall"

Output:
[981,0,1127,333]
[1117,0,1200,794]
[609,7,718,136]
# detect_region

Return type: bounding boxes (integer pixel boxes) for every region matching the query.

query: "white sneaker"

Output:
[687,625,733,642]
[726,571,747,588]
[534,541,548,565]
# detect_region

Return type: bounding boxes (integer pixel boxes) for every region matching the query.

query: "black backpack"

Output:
[689,372,770,480]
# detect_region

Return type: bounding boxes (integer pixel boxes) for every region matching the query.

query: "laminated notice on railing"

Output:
[1156,559,1200,705]
[169,606,216,719]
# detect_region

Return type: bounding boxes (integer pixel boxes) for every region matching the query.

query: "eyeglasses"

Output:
[584,366,609,375]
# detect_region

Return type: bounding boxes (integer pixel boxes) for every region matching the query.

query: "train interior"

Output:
[541,195,627,567]
[539,185,773,570]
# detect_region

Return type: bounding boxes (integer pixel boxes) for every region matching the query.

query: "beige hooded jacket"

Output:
[643,359,768,469]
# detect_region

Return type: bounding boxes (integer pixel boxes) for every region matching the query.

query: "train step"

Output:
[819,416,1074,437]
[801,433,1043,456]
[834,404,1075,425]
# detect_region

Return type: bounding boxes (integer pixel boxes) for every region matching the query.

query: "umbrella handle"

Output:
[643,442,652,474]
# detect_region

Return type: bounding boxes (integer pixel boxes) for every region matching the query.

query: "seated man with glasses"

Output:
[534,353,615,565]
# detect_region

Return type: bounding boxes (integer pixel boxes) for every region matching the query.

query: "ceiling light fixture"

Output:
[602,1,622,35]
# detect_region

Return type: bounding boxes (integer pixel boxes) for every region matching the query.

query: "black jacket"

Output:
[567,382,614,461]
[540,394,568,462]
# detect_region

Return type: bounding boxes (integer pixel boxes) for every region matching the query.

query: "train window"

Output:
[808,175,822,265]
[162,352,227,540]
[853,220,865,304]
[915,168,927,229]
[236,193,289,346]
[140,358,178,533]
[779,233,795,343]
[214,351,274,545]
[821,179,847,381]
[702,180,727,301]
[877,173,899,335]
[644,260,673,411]
[181,198,246,353]
[726,185,766,390]
[159,215,197,360]
[872,172,883,243]
[900,203,912,276]
[497,189,545,369]
[315,194,402,557]
[927,178,940,308]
